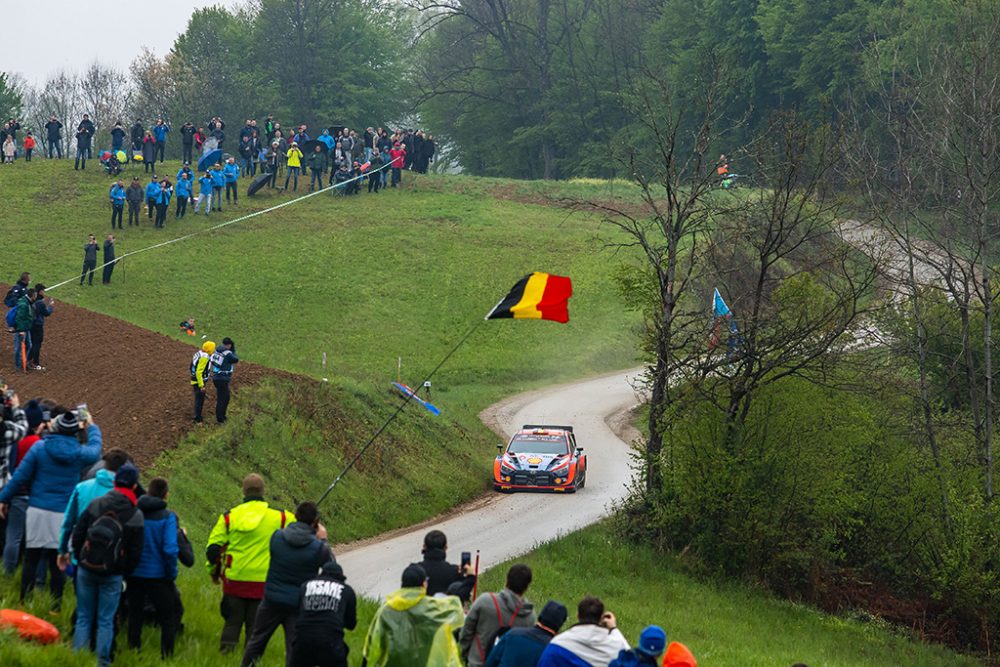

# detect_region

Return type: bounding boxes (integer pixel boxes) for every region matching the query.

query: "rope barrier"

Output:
[46,161,394,292]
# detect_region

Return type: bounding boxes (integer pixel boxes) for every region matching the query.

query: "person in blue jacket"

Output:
[154,178,173,228]
[175,172,192,218]
[153,119,170,162]
[145,176,160,220]
[210,163,226,212]
[223,157,241,206]
[487,600,568,667]
[195,172,213,215]
[0,408,102,607]
[58,448,129,560]
[176,161,193,185]
[210,337,239,424]
[126,476,180,658]
[109,179,126,229]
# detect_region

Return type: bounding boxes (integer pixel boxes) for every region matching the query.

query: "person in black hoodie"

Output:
[290,561,356,667]
[180,122,196,164]
[417,530,474,598]
[240,501,333,667]
[69,464,144,667]
[130,119,144,153]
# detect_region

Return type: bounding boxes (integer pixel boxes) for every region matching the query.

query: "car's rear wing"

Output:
[521,424,574,433]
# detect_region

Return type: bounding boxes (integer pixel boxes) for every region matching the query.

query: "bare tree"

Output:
[79,61,133,131]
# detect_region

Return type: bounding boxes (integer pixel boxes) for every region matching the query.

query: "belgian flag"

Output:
[486,272,573,323]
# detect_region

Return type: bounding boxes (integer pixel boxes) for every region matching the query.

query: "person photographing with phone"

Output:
[0,405,103,609]
[416,530,476,600]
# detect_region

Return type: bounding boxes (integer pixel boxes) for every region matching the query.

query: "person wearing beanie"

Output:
[0,406,102,607]
[70,463,145,667]
[662,642,697,667]
[362,564,465,667]
[487,600,568,667]
[27,284,53,370]
[291,560,357,667]
[210,337,239,424]
[460,564,536,667]
[206,473,295,653]
[537,596,629,667]
[126,476,180,659]
[241,501,333,667]
[609,625,667,666]
[2,398,42,575]
[191,340,216,423]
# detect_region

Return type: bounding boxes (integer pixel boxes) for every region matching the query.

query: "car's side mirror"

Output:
[497,443,504,451]
[576,447,584,453]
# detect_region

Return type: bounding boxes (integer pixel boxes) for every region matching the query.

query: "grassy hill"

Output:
[0,161,982,665]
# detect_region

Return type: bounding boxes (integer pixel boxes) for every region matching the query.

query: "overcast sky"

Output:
[5,0,241,86]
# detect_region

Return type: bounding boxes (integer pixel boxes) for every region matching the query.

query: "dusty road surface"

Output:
[335,368,644,599]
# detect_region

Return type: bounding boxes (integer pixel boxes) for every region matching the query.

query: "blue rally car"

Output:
[494,424,587,493]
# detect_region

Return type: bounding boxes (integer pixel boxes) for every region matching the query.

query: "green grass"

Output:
[5,522,980,666]
[474,523,982,667]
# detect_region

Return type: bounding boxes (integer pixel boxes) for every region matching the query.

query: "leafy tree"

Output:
[0,72,23,121]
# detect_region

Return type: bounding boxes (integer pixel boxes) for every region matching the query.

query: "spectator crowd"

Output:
[3,113,438,231]
[0,362,701,667]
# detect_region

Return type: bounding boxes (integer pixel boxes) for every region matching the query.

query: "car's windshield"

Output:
[507,434,568,455]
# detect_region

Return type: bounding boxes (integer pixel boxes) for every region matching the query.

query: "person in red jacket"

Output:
[23,133,36,162]
[389,142,406,188]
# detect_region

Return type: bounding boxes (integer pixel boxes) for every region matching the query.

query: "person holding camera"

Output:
[417,529,474,598]
[460,564,537,667]
[45,116,63,158]
[536,596,629,667]
[0,407,103,608]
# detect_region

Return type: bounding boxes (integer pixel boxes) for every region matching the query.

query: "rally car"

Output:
[494,424,586,492]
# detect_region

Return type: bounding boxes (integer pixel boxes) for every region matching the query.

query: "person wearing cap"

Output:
[206,473,295,653]
[362,564,465,667]
[460,563,536,667]
[176,171,192,218]
[290,559,357,667]
[126,476,180,658]
[191,340,216,423]
[196,171,214,215]
[70,463,144,667]
[608,625,667,666]
[0,407,102,607]
[486,600,568,667]
[210,337,239,424]
[537,596,629,667]
[154,178,173,229]
[109,179,126,229]
[285,141,303,191]
[241,501,333,666]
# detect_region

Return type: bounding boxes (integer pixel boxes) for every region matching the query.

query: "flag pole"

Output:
[316,317,487,507]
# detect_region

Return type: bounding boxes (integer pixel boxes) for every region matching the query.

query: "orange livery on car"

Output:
[494,424,586,492]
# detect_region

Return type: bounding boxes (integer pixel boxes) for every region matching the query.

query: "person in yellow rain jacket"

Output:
[363,564,465,667]
[206,473,294,653]
[284,141,304,192]
[191,340,215,423]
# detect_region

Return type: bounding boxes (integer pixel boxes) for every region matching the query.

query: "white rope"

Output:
[47,161,394,292]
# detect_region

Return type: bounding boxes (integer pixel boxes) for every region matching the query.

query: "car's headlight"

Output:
[500,460,517,473]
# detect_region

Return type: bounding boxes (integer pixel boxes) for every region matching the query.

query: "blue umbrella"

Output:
[198,148,223,172]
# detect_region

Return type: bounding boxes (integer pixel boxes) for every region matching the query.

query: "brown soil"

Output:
[1,289,291,467]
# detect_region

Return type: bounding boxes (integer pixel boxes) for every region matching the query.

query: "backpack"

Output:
[477,593,525,661]
[79,511,126,573]
[5,307,15,328]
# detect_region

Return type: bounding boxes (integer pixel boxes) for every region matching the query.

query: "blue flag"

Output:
[713,288,731,319]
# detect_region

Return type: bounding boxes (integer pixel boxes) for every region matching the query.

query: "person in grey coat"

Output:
[460,564,537,667]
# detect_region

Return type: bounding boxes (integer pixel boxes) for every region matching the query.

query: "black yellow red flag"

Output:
[486,272,573,323]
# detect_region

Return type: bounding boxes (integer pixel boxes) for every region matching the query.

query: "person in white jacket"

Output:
[537,596,629,667]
